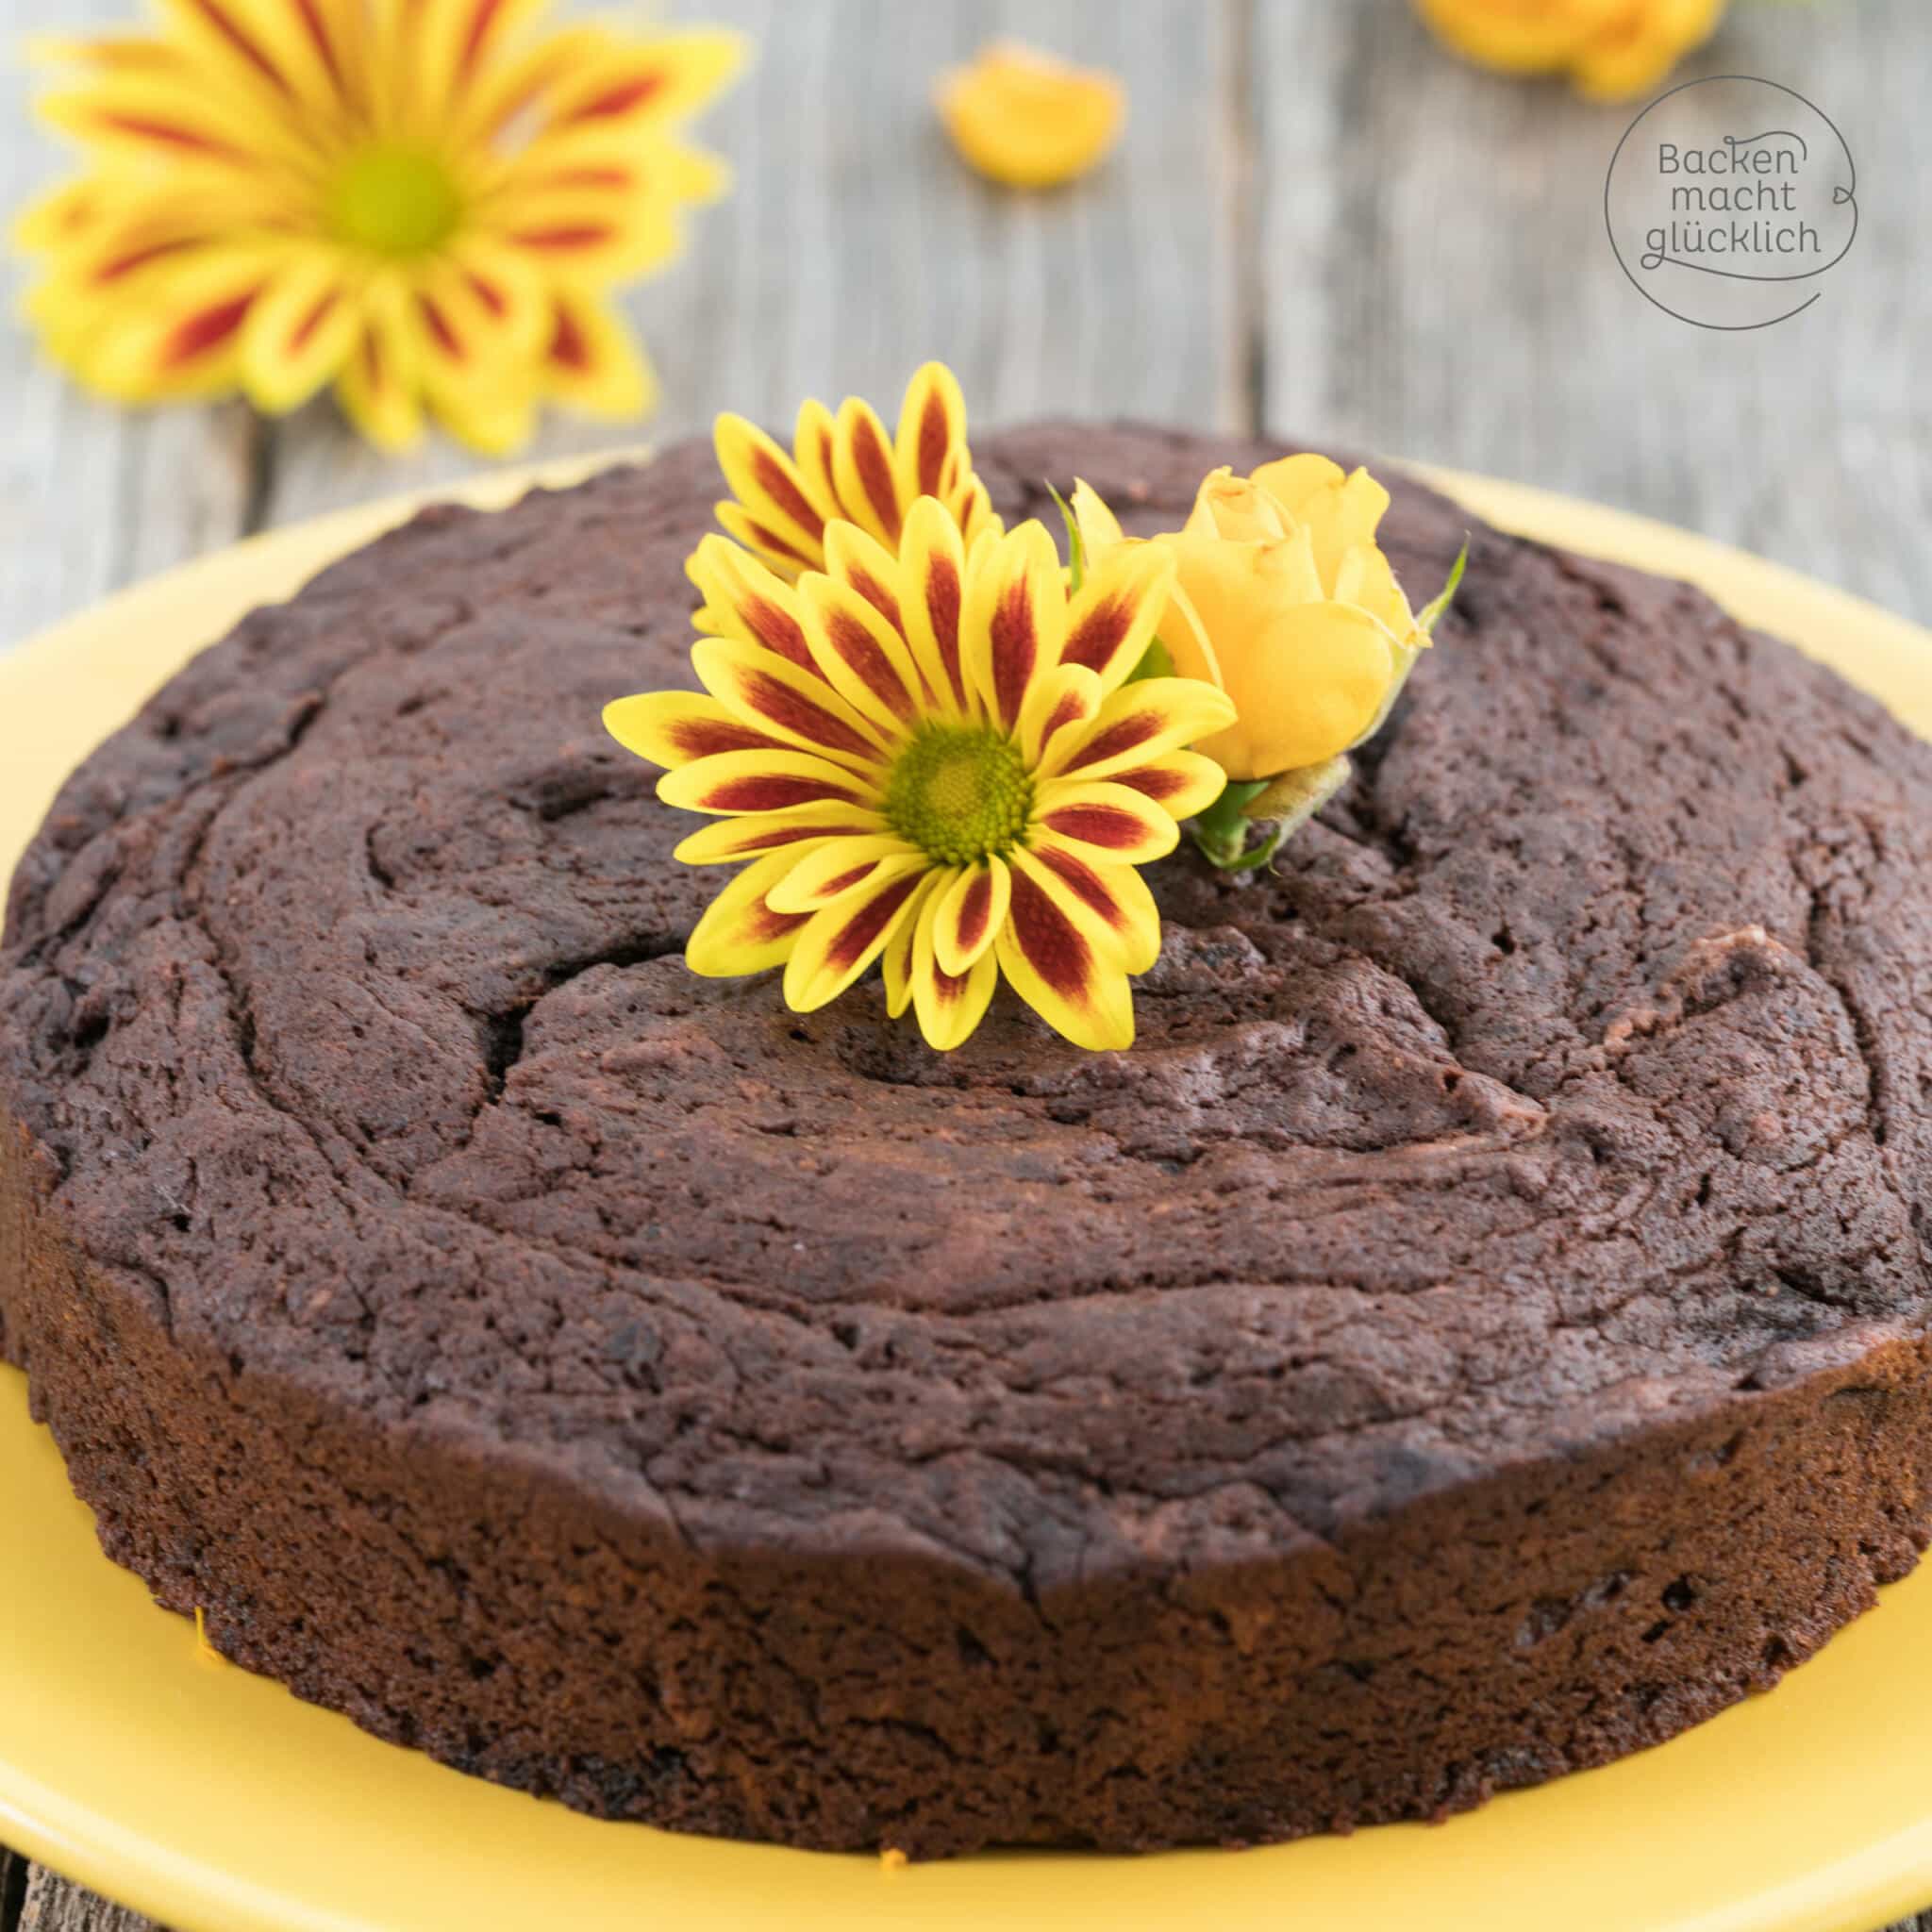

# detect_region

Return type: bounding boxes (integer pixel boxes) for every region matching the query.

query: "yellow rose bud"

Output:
[1410,0,1727,103]
[1073,465,1428,786]
[935,42,1125,190]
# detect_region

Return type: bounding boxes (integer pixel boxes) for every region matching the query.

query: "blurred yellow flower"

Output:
[935,42,1124,189]
[1411,0,1727,101]
[706,361,1002,590]
[14,1,746,453]
[1072,458,1432,784]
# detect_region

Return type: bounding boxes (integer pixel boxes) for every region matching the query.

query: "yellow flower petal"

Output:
[894,494,977,721]
[1061,541,1176,692]
[961,520,1069,734]
[684,845,818,978]
[691,636,892,771]
[1069,476,1126,553]
[674,803,889,866]
[1098,749,1229,824]
[79,244,272,402]
[798,557,927,739]
[1044,676,1239,785]
[602,690,787,771]
[658,748,880,818]
[1249,456,1391,595]
[936,41,1125,191]
[881,875,938,1020]
[530,26,751,135]
[1030,780,1181,868]
[782,864,929,1014]
[995,851,1136,1052]
[333,280,425,453]
[1183,467,1290,545]
[911,896,1001,1051]
[892,361,972,510]
[829,394,908,549]
[1410,0,1724,100]
[930,856,1011,977]
[1166,551,1399,778]
[686,532,821,667]
[1018,840,1162,977]
[708,366,1002,582]
[1410,0,1624,73]
[1572,0,1728,101]
[536,288,656,421]
[238,253,359,414]
[1016,662,1104,772]
[152,0,339,119]
[714,411,829,573]
[766,835,924,916]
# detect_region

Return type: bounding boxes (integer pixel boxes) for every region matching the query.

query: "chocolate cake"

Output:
[3,425,1931,1858]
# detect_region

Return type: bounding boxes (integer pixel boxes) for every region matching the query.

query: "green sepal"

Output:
[1189,777,1271,871]
[1046,481,1087,592]
[1243,754,1352,835]
[1208,821,1291,874]
[1414,539,1469,638]
[1126,635,1175,683]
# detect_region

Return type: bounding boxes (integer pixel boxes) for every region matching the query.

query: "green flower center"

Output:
[326,147,462,258]
[884,725,1034,866]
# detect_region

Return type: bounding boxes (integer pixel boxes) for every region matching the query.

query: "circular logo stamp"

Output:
[1605,75,1857,330]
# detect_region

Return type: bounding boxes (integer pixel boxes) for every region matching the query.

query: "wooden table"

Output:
[2,2,1928,1926]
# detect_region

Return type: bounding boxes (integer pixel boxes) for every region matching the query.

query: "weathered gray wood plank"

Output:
[1255,0,1931,623]
[260,0,1244,523]
[10,1862,164,1932]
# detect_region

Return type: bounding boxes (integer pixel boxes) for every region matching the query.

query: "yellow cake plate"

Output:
[3,458,1931,1932]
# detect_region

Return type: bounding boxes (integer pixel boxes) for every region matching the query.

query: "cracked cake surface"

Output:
[3,424,1931,1856]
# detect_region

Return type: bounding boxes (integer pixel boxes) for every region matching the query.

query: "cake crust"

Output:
[4,425,1931,1855]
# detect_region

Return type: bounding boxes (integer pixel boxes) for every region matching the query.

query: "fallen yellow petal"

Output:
[936,42,1124,190]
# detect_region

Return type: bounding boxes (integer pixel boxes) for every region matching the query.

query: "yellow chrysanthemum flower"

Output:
[707,361,1003,590]
[934,42,1125,190]
[1410,0,1727,102]
[606,505,1234,1052]
[14,1,746,453]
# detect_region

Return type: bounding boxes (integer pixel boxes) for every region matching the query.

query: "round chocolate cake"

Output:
[3,425,1931,1858]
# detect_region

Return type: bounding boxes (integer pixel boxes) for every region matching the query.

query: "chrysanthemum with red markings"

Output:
[15,0,745,452]
[607,501,1234,1051]
[703,362,1002,590]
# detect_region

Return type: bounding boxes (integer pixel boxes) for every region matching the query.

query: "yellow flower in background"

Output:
[935,42,1124,190]
[1411,0,1727,102]
[607,506,1231,1052]
[1072,458,1431,783]
[708,362,1003,591]
[15,2,747,453]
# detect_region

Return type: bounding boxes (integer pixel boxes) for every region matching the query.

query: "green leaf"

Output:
[1045,481,1086,592]
[1414,539,1469,637]
[1126,635,1174,683]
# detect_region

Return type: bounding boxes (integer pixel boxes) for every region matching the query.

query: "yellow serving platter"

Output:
[2,458,1930,1932]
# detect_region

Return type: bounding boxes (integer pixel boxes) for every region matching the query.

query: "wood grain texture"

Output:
[2,0,1930,1925]
[8,1863,167,1932]
[1255,0,1931,622]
